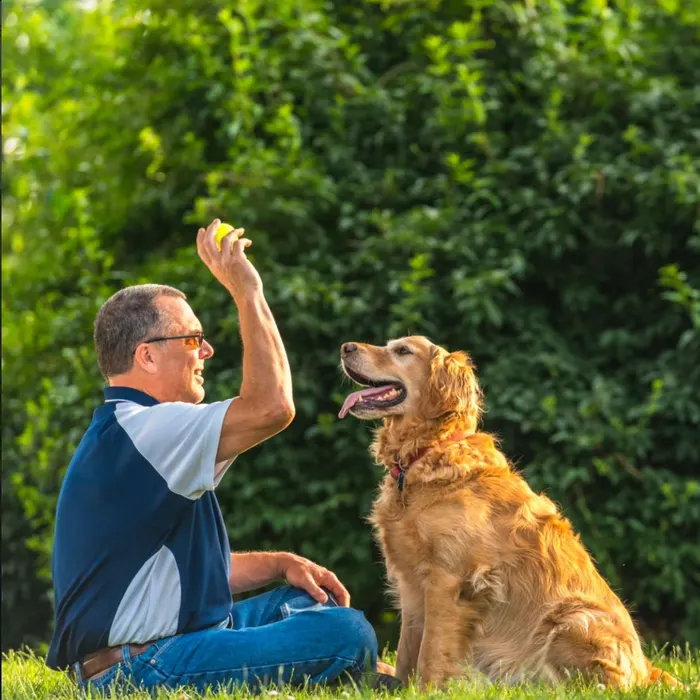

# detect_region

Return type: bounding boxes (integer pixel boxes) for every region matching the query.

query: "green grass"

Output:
[3,647,699,699]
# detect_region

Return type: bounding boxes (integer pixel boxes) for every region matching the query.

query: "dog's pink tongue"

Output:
[338,385,395,419]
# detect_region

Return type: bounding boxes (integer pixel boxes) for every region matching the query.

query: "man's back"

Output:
[48,386,234,670]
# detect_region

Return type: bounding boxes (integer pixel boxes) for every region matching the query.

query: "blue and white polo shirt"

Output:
[47,386,236,670]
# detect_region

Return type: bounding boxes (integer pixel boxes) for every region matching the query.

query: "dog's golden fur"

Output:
[339,336,678,689]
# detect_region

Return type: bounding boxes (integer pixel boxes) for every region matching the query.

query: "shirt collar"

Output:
[104,386,160,407]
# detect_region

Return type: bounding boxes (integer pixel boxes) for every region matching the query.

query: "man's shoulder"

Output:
[109,398,225,435]
[83,398,229,450]
[108,398,231,464]
[64,401,186,490]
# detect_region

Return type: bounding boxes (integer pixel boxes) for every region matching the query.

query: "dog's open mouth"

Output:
[339,365,407,418]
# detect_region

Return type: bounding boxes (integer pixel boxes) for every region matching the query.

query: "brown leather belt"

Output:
[80,642,154,682]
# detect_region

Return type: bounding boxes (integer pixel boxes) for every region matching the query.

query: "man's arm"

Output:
[229,552,351,607]
[216,291,294,461]
[196,220,295,462]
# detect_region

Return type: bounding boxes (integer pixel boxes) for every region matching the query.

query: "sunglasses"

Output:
[136,332,205,353]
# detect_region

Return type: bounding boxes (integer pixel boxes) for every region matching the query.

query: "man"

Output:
[47,219,400,693]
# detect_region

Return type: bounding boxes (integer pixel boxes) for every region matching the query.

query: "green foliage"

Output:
[2,0,699,654]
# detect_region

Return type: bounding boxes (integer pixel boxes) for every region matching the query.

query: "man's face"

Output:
[149,296,214,404]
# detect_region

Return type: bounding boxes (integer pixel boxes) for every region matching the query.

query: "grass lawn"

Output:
[3,647,699,699]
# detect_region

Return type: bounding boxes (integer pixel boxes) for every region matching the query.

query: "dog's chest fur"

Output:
[368,474,490,589]
[369,480,433,583]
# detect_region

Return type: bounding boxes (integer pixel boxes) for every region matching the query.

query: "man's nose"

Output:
[342,342,358,356]
[200,340,214,358]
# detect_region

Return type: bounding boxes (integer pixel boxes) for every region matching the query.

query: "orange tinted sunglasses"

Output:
[138,332,204,352]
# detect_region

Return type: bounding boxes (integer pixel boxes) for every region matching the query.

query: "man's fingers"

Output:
[319,569,351,607]
[196,227,207,256]
[221,229,246,255]
[197,220,249,259]
[301,573,329,604]
[232,237,252,255]
[336,586,351,607]
[206,218,221,237]
[201,218,221,254]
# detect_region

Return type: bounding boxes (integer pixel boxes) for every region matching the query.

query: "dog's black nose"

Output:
[342,342,358,355]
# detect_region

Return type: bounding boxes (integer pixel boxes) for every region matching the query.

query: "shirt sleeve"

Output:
[114,398,237,500]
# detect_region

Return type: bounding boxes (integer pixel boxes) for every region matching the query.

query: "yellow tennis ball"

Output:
[214,223,235,250]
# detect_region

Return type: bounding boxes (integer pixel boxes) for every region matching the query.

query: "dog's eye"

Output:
[395,346,412,356]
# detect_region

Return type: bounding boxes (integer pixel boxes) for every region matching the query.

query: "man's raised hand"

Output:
[196,218,263,302]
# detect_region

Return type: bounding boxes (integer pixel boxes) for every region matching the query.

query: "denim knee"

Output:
[275,585,378,670]
[333,607,378,669]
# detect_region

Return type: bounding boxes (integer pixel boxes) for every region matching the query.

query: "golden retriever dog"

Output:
[338,336,679,689]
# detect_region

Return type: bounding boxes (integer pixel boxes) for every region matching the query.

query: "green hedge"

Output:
[2,0,699,653]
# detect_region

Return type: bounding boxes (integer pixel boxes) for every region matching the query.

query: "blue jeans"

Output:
[75,585,378,694]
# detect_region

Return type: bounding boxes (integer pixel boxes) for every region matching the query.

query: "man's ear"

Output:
[133,343,159,375]
[420,348,482,421]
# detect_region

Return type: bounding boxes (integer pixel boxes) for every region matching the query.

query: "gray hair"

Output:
[94,284,187,378]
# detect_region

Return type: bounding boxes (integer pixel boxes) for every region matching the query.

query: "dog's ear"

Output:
[421,348,482,421]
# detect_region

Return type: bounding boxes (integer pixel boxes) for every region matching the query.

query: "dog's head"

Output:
[338,336,482,424]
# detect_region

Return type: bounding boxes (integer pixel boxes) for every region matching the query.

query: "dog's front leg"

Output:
[416,571,473,689]
[395,585,424,684]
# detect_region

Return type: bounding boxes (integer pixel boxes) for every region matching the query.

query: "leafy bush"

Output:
[3,0,699,652]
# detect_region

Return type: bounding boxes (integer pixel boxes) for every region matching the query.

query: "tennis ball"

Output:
[215,222,236,250]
